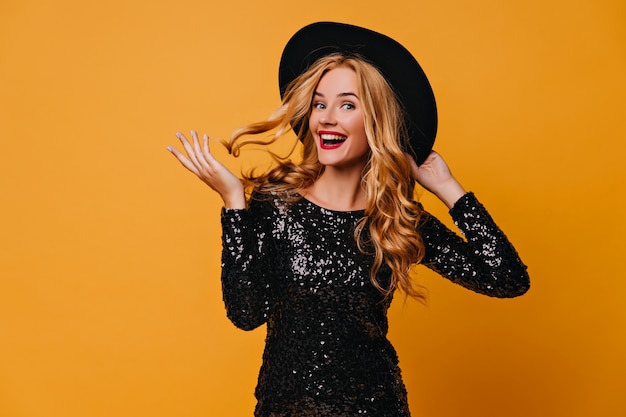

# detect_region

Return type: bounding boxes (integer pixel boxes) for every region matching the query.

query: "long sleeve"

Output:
[420,192,530,298]
[220,199,276,330]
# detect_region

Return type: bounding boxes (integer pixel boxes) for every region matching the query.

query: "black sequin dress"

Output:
[220,192,529,416]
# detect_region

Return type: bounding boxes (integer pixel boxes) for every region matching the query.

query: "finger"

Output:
[166,145,200,175]
[421,151,438,165]
[200,133,220,168]
[191,130,210,168]
[176,132,202,169]
[203,133,210,155]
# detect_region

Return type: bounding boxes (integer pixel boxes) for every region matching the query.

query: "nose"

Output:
[320,108,337,125]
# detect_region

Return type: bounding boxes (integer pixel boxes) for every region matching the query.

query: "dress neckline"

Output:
[300,196,366,215]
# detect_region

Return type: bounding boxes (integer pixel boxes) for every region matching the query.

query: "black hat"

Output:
[279,21,437,165]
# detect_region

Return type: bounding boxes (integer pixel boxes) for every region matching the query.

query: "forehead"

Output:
[316,67,358,93]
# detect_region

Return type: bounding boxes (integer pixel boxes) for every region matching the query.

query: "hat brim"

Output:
[278,21,437,165]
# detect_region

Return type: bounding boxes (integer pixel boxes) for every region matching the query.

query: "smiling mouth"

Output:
[320,133,347,149]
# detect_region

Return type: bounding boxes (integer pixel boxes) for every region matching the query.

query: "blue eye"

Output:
[313,102,326,110]
[341,103,355,110]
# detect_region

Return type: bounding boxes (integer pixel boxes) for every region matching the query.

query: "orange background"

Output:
[1,0,624,416]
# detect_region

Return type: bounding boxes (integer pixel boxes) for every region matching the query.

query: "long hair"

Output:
[224,53,426,299]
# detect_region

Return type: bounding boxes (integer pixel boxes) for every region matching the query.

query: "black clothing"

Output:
[220,192,529,416]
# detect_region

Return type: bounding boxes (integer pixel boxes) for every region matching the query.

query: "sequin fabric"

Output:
[220,192,529,416]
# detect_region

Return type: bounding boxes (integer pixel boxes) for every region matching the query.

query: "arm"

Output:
[220,198,276,330]
[167,131,273,328]
[408,151,529,297]
[419,193,530,297]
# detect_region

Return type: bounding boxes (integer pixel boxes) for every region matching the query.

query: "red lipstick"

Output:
[319,130,347,150]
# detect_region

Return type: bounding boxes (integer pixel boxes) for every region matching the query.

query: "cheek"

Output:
[348,116,367,139]
[348,112,365,131]
[355,125,370,152]
[358,136,371,153]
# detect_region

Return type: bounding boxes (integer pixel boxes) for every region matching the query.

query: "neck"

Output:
[305,166,367,211]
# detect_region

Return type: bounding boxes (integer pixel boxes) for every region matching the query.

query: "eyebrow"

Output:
[314,91,360,99]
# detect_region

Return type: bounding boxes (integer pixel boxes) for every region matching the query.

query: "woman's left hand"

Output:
[406,151,467,209]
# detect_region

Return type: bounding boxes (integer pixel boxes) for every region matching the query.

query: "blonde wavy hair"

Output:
[224,53,426,299]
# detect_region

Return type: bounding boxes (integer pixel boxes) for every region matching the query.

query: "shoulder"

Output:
[249,190,300,216]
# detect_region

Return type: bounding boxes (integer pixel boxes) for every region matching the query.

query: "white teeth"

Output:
[320,134,346,141]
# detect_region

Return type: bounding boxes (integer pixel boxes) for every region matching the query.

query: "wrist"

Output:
[223,190,246,209]
[434,179,466,209]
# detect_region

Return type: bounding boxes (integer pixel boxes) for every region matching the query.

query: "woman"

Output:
[167,22,529,417]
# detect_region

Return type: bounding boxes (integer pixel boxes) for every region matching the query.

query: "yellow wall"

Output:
[1,1,624,416]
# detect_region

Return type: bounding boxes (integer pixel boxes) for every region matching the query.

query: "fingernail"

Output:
[166,146,173,152]
[175,132,181,138]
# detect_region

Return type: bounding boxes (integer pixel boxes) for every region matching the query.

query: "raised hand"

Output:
[406,151,466,209]
[167,130,246,209]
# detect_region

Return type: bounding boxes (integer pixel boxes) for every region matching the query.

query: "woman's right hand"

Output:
[167,130,246,209]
